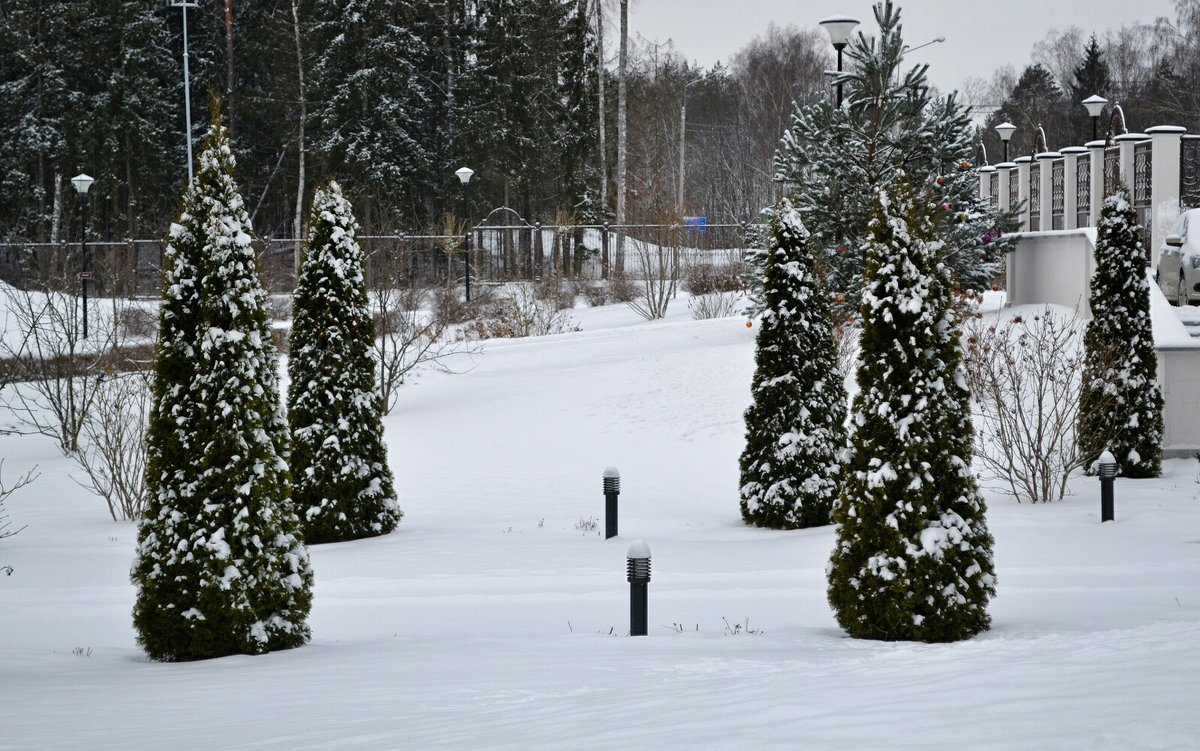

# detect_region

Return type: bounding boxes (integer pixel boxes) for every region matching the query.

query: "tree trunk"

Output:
[291,0,306,271]
[225,0,235,136]
[50,173,63,244]
[616,0,628,270]
[596,0,606,213]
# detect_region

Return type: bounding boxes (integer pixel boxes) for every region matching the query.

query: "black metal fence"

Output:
[0,221,758,298]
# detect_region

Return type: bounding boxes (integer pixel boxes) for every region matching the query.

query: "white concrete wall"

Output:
[1005,229,1096,316]
[1007,229,1200,457]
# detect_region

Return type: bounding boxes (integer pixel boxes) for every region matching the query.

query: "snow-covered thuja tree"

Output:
[772,1,1015,311]
[828,177,996,642]
[739,199,846,529]
[1077,188,1163,478]
[132,113,313,661]
[288,181,401,544]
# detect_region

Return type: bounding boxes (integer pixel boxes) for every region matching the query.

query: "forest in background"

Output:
[5,0,1200,245]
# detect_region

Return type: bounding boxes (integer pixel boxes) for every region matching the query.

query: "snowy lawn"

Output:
[2,297,1199,749]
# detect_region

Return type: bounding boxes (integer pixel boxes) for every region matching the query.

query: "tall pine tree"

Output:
[288,180,402,543]
[132,109,312,661]
[739,198,845,529]
[1077,188,1163,478]
[773,1,1012,309]
[827,176,995,642]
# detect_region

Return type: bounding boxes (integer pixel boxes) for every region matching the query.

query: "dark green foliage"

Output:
[1078,188,1163,478]
[828,177,996,642]
[132,112,313,661]
[288,181,402,543]
[739,199,846,529]
[773,1,1014,312]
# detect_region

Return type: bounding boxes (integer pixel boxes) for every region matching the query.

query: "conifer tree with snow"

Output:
[773,1,1015,310]
[827,177,996,642]
[739,198,846,529]
[132,107,313,661]
[1077,188,1163,478]
[288,181,401,544]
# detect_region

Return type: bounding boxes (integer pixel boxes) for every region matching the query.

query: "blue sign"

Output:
[684,216,707,231]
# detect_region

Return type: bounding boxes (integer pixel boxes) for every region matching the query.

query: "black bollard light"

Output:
[1098,450,1117,523]
[603,466,620,540]
[627,539,651,636]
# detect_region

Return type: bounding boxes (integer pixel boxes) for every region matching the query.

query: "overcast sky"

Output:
[626,0,1176,95]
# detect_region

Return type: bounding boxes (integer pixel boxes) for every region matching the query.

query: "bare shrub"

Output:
[682,255,746,296]
[73,369,150,521]
[470,282,579,339]
[1,281,115,454]
[0,459,38,575]
[534,276,576,310]
[368,243,481,414]
[833,317,860,382]
[607,270,638,303]
[114,306,158,339]
[626,226,682,321]
[687,291,740,319]
[962,308,1112,503]
[571,278,610,307]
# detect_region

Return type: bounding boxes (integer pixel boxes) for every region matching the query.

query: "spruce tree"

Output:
[132,110,313,661]
[1077,188,1163,478]
[828,177,996,642]
[739,198,846,529]
[288,181,402,543]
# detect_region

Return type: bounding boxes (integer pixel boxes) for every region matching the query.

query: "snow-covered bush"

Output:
[828,179,995,642]
[132,113,312,661]
[739,199,846,529]
[288,181,401,544]
[963,309,1097,503]
[470,283,579,339]
[1077,188,1163,478]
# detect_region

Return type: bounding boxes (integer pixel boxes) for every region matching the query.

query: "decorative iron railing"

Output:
[989,171,999,209]
[1076,157,1091,228]
[1181,135,1200,210]
[1029,163,1041,230]
[1133,140,1153,252]
[1051,159,1065,230]
[1104,145,1121,194]
[1009,168,1019,209]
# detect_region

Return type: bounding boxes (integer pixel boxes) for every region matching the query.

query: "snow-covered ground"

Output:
[2,296,1199,750]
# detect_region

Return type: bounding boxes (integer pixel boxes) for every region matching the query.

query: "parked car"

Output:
[1156,208,1200,306]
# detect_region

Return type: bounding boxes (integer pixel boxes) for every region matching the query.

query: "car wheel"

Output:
[1180,274,1191,307]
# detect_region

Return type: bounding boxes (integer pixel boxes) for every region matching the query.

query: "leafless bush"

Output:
[369,245,481,414]
[0,459,37,542]
[687,291,740,320]
[468,282,579,339]
[682,256,746,296]
[962,308,1110,503]
[571,278,610,307]
[73,369,150,521]
[267,294,293,322]
[833,318,860,382]
[0,281,116,454]
[534,277,576,310]
[608,271,638,303]
[114,306,158,339]
[626,228,682,321]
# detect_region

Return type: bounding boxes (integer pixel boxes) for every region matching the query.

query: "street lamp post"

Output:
[71,173,94,338]
[995,122,1016,162]
[819,15,860,108]
[678,77,703,215]
[1082,95,1109,142]
[172,1,198,184]
[455,166,474,302]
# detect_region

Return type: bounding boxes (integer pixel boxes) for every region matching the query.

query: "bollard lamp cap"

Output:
[604,466,620,478]
[626,539,651,560]
[1098,450,1117,467]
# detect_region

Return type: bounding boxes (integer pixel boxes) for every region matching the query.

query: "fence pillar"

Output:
[997,162,1015,213]
[1061,147,1087,230]
[1116,132,1148,187]
[1147,125,1186,271]
[534,221,544,277]
[601,223,610,279]
[1037,151,1059,231]
[1015,156,1032,231]
[1088,139,1106,225]
[978,166,995,203]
